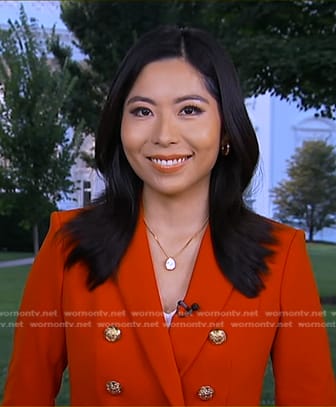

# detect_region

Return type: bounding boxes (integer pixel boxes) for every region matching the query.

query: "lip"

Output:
[147,154,193,173]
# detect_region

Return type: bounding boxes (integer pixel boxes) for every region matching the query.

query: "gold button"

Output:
[104,325,121,342]
[106,380,122,395]
[198,385,215,401]
[208,329,227,345]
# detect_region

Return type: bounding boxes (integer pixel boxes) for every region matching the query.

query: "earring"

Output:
[221,143,230,156]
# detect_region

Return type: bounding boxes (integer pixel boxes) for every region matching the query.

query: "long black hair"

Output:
[63,25,275,297]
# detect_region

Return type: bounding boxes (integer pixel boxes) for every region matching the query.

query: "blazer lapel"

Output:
[116,217,185,406]
[169,226,234,375]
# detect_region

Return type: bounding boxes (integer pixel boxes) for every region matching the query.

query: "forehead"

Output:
[127,58,211,99]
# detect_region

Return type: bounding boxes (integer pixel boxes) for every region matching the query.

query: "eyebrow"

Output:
[126,94,210,106]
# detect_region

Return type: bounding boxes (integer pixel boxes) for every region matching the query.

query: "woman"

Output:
[2,25,335,406]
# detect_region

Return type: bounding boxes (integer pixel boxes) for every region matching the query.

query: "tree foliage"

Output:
[272,140,336,241]
[213,0,336,118]
[56,0,336,134]
[0,6,82,252]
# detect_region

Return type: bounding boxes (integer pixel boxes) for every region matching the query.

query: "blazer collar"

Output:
[116,215,233,403]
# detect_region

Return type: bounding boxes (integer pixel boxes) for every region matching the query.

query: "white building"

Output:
[1,1,335,241]
[247,94,336,241]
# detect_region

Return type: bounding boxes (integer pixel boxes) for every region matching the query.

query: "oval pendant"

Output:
[165,257,176,271]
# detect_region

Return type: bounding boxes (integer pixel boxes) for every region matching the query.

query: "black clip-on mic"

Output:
[177,300,200,317]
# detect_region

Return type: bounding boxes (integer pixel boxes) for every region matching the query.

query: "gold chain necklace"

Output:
[144,218,209,271]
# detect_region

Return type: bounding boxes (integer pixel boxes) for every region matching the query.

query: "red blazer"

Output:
[2,210,336,406]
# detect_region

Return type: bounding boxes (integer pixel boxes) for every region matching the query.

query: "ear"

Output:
[220,134,231,157]
[220,133,230,147]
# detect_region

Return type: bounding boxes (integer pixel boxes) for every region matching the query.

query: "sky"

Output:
[0,1,66,30]
[0,1,83,59]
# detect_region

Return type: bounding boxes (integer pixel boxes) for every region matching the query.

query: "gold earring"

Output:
[221,143,230,156]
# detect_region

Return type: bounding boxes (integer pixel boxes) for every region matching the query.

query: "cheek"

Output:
[120,119,137,154]
[121,116,150,152]
[195,121,221,152]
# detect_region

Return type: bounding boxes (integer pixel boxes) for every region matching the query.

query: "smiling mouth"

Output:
[148,155,193,168]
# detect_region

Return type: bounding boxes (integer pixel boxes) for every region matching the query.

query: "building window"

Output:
[83,180,91,207]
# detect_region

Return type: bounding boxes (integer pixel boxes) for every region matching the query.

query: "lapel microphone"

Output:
[177,300,200,317]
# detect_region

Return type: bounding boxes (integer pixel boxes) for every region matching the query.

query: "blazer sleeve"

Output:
[2,212,67,406]
[271,230,336,405]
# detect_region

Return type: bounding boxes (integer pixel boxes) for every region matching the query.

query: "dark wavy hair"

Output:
[63,25,275,297]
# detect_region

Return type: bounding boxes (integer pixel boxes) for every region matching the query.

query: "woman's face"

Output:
[121,58,221,198]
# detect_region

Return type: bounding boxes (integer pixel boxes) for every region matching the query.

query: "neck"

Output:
[142,186,209,237]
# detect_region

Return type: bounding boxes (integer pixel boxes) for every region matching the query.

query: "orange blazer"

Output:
[2,209,336,406]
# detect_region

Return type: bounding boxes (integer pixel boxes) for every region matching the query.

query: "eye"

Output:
[130,107,153,117]
[180,105,204,116]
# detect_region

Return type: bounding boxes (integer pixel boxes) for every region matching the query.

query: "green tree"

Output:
[0,6,82,254]
[55,0,336,135]
[272,140,336,242]
[212,0,336,118]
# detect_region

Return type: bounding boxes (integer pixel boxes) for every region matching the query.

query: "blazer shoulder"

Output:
[51,208,85,227]
[259,216,307,256]
[266,218,306,243]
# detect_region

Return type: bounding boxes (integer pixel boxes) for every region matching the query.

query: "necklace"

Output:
[144,218,209,271]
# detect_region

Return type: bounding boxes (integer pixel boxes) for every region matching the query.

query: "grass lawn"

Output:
[307,243,336,297]
[0,266,28,402]
[324,304,336,371]
[0,252,33,262]
[0,244,335,405]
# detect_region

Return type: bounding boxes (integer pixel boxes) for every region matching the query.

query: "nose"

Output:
[151,113,178,146]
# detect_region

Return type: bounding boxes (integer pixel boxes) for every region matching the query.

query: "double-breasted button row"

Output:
[105,381,215,400]
[103,325,222,401]
[104,325,226,345]
[208,329,227,345]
